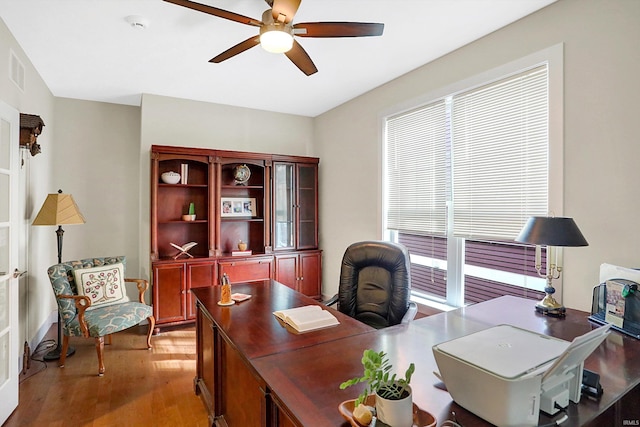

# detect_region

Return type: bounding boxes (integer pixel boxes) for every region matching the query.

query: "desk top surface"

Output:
[191,280,373,360]
[250,295,640,427]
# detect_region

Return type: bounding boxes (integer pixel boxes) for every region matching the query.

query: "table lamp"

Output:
[515,216,588,316]
[32,189,85,360]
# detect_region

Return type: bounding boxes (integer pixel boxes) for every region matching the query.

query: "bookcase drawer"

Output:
[218,256,274,284]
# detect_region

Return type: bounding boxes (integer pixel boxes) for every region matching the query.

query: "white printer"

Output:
[432,324,610,427]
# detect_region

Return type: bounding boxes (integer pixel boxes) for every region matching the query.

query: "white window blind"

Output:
[385,101,448,236]
[451,65,549,240]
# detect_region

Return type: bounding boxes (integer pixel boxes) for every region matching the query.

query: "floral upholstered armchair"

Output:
[47,256,155,376]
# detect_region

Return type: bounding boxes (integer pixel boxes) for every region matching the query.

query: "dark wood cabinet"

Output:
[152,258,216,333]
[275,250,322,299]
[152,261,185,326]
[151,146,321,332]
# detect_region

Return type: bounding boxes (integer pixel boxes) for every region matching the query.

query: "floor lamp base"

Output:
[43,312,75,361]
[43,344,76,361]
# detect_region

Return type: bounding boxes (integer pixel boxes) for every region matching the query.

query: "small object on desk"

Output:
[581,368,603,400]
[352,403,373,426]
[588,279,640,339]
[231,293,251,302]
[171,241,197,259]
[273,305,339,333]
[218,273,234,306]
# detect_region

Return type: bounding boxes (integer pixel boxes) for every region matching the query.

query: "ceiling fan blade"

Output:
[164,0,262,27]
[210,36,261,63]
[272,0,301,23]
[294,22,384,37]
[284,40,318,76]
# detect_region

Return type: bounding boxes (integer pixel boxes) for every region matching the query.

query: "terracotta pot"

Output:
[182,214,196,221]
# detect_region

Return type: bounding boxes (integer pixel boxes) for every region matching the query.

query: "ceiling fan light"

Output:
[260,28,294,54]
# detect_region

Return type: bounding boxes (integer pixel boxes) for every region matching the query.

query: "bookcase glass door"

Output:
[273,163,295,250]
[297,164,318,249]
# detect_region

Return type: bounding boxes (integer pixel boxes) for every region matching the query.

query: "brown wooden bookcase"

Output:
[150,145,321,333]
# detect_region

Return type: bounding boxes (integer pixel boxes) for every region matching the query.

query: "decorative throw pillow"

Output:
[73,263,129,310]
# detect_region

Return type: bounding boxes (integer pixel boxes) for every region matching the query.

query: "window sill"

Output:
[411,295,459,317]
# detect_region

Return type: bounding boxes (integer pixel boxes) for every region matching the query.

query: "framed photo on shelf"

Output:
[221,197,257,218]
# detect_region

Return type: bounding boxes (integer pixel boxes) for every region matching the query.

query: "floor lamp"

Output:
[32,189,85,361]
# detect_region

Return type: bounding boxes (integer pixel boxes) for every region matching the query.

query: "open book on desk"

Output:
[273,305,340,333]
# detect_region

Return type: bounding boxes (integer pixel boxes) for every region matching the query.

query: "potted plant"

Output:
[182,202,196,221]
[340,349,415,427]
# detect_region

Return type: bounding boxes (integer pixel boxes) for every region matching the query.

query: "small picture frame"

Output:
[221,197,256,217]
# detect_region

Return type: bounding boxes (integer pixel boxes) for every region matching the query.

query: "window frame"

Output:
[381,44,564,308]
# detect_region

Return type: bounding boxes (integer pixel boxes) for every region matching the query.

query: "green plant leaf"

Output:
[339,348,415,404]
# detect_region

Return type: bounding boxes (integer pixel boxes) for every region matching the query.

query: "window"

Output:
[383,46,563,307]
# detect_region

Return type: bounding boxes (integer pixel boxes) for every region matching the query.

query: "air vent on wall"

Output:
[9,50,25,91]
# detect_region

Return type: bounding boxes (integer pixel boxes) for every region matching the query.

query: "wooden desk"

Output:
[194,285,640,427]
[191,280,373,426]
[253,296,640,426]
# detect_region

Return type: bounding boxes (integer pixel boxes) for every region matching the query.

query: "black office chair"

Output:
[326,240,417,329]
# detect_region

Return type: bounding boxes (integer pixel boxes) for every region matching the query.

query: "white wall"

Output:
[52,98,141,277]
[0,16,58,350]
[315,0,640,311]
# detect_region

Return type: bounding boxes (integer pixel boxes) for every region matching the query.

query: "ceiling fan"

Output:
[164,0,384,76]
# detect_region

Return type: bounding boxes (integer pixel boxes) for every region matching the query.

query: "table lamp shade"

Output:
[32,191,85,226]
[515,216,588,247]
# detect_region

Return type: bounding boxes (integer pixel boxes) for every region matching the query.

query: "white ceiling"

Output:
[0,0,556,117]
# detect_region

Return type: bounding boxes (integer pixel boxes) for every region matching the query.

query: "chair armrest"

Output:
[401,301,418,324]
[322,294,339,307]
[125,278,149,304]
[57,294,92,337]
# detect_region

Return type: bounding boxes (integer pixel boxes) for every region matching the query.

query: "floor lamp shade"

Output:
[32,190,85,226]
[32,189,85,361]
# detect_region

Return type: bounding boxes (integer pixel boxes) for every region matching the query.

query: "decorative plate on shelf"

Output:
[233,164,251,185]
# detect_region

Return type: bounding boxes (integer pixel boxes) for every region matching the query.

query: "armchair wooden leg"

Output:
[106,334,112,346]
[95,336,105,376]
[146,315,155,349]
[59,334,70,368]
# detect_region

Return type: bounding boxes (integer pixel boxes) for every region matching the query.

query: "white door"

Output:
[0,101,20,423]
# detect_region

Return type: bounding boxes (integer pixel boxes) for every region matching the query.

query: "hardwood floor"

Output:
[4,324,209,427]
